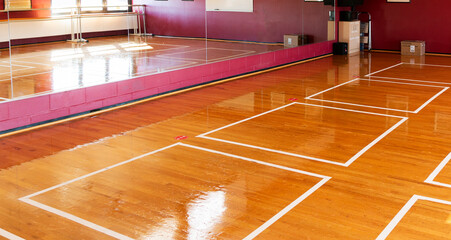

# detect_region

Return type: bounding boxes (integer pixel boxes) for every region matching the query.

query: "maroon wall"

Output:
[205,0,303,43]
[135,0,332,43]
[357,0,451,54]
[303,2,333,43]
[134,0,206,38]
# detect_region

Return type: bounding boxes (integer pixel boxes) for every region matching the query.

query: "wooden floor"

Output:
[0,35,282,100]
[1,52,451,239]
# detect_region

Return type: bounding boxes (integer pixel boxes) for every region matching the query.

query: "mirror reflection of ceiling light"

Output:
[119,42,154,51]
[87,45,120,56]
[50,48,84,61]
[52,65,80,90]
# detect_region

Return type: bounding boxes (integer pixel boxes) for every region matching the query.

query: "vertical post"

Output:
[70,7,75,41]
[368,14,372,51]
[126,5,130,41]
[143,5,147,36]
[67,4,87,43]
[135,7,140,35]
[7,8,14,99]
[78,7,83,41]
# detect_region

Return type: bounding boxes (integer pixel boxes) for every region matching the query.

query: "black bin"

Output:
[333,42,348,55]
[340,11,353,21]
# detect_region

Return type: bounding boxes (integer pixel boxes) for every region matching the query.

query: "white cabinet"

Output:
[339,21,360,54]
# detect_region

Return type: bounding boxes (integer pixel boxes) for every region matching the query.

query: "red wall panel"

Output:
[357,0,451,54]
[134,0,206,38]
[205,0,303,43]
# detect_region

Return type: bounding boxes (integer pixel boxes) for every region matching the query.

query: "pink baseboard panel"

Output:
[0,103,9,122]
[0,41,333,133]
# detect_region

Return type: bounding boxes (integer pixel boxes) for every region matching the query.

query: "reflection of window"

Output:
[81,0,103,12]
[386,95,408,111]
[110,57,132,76]
[83,59,106,85]
[434,113,451,134]
[52,64,81,90]
[51,0,77,14]
[107,0,129,11]
[51,0,132,14]
[5,0,32,10]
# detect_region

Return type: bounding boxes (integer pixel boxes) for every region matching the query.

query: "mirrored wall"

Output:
[205,0,335,57]
[0,0,334,100]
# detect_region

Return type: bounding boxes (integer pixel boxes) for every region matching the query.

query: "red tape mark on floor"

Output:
[175,136,188,141]
[289,98,298,101]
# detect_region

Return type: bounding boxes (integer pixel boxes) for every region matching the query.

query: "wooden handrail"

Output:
[0,4,146,13]
[0,12,143,23]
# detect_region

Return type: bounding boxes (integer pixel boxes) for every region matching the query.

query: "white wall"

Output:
[0,15,138,42]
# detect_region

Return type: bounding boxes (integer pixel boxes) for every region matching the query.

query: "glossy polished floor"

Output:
[0,35,282,100]
[1,52,451,239]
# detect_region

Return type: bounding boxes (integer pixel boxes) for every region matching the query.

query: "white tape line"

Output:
[376,195,451,240]
[413,87,449,113]
[20,143,180,200]
[402,63,451,68]
[365,63,403,77]
[366,76,451,85]
[197,102,297,137]
[306,79,449,114]
[0,228,24,240]
[178,143,332,240]
[305,78,359,99]
[425,152,451,188]
[344,117,408,167]
[306,98,415,113]
[198,135,347,166]
[20,198,133,240]
[359,78,447,88]
[243,178,330,240]
[180,143,333,178]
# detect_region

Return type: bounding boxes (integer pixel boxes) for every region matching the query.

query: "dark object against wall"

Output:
[333,42,348,55]
[324,0,334,6]
[338,0,364,7]
[339,11,353,21]
[324,0,365,7]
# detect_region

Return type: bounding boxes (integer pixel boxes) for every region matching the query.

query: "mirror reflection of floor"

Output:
[0,35,284,100]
